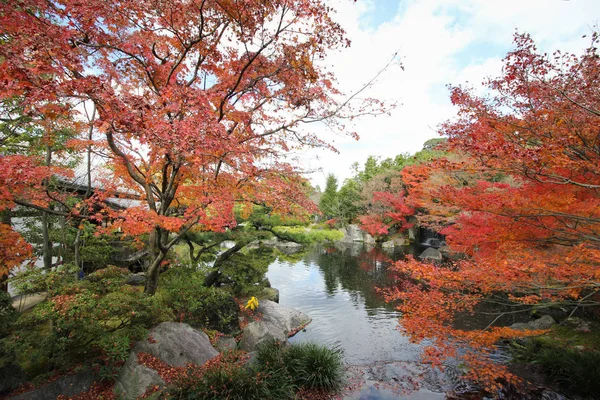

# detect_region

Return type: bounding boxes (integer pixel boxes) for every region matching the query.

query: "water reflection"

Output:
[267,242,424,365]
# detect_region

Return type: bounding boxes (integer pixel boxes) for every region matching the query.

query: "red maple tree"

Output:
[0,0,381,293]
[382,32,600,390]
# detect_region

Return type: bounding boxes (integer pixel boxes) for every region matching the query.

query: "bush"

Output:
[534,347,600,396]
[510,338,600,397]
[0,291,18,370]
[6,266,168,377]
[160,268,240,333]
[217,247,276,295]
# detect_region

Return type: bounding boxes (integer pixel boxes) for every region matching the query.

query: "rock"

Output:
[115,322,219,399]
[338,224,376,243]
[276,241,303,249]
[381,240,395,249]
[564,317,591,332]
[11,292,48,313]
[276,241,304,254]
[245,240,260,250]
[115,365,163,400]
[0,363,24,395]
[364,233,376,244]
[419,247,443,261]
[439,246,466,261]
[540,390,569,400]
[261,287,280,303]
[239,300,311,351]
[510,315,556,331]
[244,351,259,370]
[407,217,419,241]
[342,361,450,400]
[262,277,272,288]
[214,335,238,353]
[261,238,279,247]
[240,321,287,351]
[10,370,96,400]
[125,272,146,286]
[340,224,365,242]
[392,237,407,246]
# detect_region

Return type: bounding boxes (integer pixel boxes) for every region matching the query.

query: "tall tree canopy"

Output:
[383,32,600,389]
[0,0,377,293]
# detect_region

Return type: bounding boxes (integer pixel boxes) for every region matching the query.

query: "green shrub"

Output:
[160,268,239,333]
[0,291,18,370]
[534,347,600,396]
[217,247,275,296]
[510,338,600,397]
[6,266,168,377]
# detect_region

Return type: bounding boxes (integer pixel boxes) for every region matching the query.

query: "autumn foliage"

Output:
[0,0,375,292]
[379,32,600,390]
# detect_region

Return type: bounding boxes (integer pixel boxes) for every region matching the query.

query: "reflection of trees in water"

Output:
[303,243,406,311]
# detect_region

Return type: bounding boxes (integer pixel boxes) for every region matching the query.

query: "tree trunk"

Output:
[73,104,95,271]
[73,227,82,269]
[42,145,53,270]
[204,243,244,287]
[144,229,166,295]
[0,211,10,291]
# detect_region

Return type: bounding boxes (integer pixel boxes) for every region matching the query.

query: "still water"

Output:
[266,242,422,365]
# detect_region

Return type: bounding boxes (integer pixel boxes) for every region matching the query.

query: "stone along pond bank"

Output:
[7,299,312,400]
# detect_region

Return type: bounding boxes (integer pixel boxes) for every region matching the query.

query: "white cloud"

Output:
[303,0,600,189]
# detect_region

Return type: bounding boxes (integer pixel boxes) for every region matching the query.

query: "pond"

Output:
[267,242,420,364]
[266,242,454,399]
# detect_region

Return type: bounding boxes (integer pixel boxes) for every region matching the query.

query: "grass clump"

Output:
[255,340,345,393]
[166,351,295,400]
[166,341,344,399]
[283,342,345,392]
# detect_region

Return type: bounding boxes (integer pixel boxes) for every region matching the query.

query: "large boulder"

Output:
[214,335,237,353]
[125,272,146,286]
[363,233,376,244]
[0,363,24,395]
[10,370,97,400]
[340,224,366,243]
[239,300,311,351]
[261,287,280,303]
[275,241,304,254]
[419,247,443,262]
[438,246,464,261]
[115,322,219,399]
[407,217,419,241]
[381,240,395,249]
[395,238,408,246]
[261,238,279,248]
[510,315,556,331]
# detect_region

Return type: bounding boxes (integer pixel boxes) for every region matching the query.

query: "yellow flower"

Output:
[245,296,259,311]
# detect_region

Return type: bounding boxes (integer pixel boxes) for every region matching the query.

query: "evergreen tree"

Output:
[319,174,339,220]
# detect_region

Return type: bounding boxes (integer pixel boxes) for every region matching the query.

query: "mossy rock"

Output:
[259,287,279,303]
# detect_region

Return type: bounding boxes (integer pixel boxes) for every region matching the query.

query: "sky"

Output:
[301,0,600,189]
